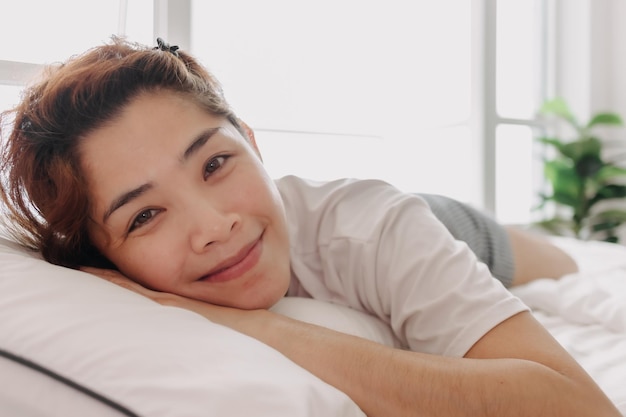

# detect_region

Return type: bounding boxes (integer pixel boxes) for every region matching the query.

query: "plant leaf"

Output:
[587,112,624,129]
[575,154,604,178]
[533,218,572,236]
[591,209,626,224]
[544,159,582,207]
[594,164,626,182]
[588,184,626,208]
[560,137,602,161]
[551,190,581,208]
[540,98,579,128]
[589,209,626,242]
[537,136,566,154]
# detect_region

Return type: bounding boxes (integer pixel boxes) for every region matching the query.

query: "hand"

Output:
[80,267,620,417]
[81,266,182,305]
[80,266,259,330]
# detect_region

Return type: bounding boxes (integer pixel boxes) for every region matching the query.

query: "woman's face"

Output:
[79,91,291,309]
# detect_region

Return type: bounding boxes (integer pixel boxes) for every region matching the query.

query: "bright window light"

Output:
[190,0,474,200]
[495,124,537,224]
[0,0,153,65]
[0,85,22,113]
[0,1,552,226]
[496,0,542,119]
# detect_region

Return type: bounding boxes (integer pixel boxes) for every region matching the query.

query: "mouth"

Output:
[198,235,263,284]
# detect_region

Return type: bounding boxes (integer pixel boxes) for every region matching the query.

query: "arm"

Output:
[218,306,620,417]
[89,270,620,417]
[505,225,579,286]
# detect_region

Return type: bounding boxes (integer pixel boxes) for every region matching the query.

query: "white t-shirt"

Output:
[275,176,528,357]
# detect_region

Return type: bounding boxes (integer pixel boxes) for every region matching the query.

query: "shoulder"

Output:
[274,175,431,225]
[275,176,448,250]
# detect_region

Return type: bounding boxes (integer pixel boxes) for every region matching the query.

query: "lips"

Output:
[198,236,263,283]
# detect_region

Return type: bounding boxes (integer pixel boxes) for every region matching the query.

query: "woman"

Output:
[0,37,617,416]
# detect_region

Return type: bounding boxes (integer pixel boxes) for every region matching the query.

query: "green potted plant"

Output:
[535,98,626,243]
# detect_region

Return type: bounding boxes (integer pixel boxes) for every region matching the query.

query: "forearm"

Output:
[90,272,618,417]
[237,309,619,417]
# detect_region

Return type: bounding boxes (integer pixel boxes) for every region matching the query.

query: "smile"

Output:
[198,236,263,283]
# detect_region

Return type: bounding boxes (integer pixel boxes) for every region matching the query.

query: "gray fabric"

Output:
[418,193,515,288]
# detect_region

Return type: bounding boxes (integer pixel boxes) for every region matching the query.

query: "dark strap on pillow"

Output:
[0,348,141,417]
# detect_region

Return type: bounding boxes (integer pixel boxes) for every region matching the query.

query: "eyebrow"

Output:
[181,127,220,161]
[102,127,221,223]
[102,183,153,223]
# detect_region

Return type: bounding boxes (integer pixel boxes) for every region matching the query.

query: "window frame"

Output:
[475,0,553,217]
[0,0,558,222]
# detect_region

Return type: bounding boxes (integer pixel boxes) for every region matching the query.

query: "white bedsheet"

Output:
[512,237,626,414]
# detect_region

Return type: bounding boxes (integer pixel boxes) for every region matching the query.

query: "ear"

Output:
[239,119,263,161]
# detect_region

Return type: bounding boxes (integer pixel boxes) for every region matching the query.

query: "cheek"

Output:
[241,164,285,215]
[113,239,184,292]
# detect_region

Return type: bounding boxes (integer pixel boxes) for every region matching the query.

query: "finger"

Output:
[80,266,122,280]
[80,267,144,294]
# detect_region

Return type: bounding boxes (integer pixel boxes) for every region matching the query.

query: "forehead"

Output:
[94,91,211,143]
[77,92,231,207]
[80,90,230,160]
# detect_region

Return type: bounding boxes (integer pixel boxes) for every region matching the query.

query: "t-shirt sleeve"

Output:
[279,176,528,357]
[379,194,527,356]
[319,181,528,357]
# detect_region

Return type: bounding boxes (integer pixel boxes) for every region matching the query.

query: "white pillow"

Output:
[0,351,132,417]
[0,237,368,417]
[270,297,401,348]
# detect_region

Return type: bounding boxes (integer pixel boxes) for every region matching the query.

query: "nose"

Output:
[186,200,240,253]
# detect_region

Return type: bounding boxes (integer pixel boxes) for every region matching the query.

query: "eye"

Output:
[203,155,230,180]
[129,208,160,232]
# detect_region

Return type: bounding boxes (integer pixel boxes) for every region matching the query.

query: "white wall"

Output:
[554,0,626,240]
[556,0,626,134]
[189,1,480,204]
[606,1,626,125]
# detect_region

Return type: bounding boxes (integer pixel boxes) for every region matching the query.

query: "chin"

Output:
[239,283,289,310]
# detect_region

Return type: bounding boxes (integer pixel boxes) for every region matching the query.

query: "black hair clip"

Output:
[154,37,180,57]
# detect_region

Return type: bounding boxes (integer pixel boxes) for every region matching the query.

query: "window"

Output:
[0,0,153,107]
[190,0,477,203]
[492,0,551,224]
[1,0,554,224]
[189,1,552,219]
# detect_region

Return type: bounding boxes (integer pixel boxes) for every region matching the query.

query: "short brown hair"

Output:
[0,36,241,268]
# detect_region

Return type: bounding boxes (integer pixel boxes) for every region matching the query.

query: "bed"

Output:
[1,233,625,416]
[511,237,626,413]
